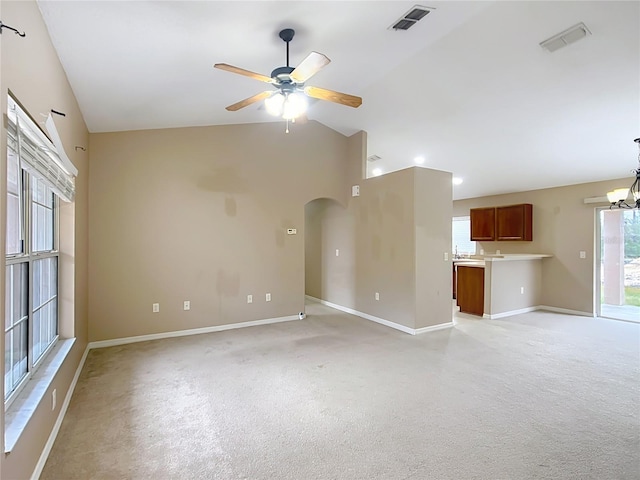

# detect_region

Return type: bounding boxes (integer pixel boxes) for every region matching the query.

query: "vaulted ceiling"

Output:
[37,1,640,199]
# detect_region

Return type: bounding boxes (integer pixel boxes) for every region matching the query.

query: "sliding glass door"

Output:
[597,208,640,322]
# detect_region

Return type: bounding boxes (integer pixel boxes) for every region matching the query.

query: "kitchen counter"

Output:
[454,254,553,318]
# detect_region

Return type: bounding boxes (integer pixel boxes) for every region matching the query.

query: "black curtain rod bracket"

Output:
[0,21,26,37]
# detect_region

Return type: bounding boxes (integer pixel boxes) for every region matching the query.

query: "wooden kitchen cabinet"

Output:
[456,265,484,316]
[470,207,496,241]
[470,203,533,242]
[496,204,532,241]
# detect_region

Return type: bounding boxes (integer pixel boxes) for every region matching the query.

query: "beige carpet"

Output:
[41,302,640,479]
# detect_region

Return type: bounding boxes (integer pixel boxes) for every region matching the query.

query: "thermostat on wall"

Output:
[287,228,297,235]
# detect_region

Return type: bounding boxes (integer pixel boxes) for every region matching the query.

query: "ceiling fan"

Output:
[214,28,362,123]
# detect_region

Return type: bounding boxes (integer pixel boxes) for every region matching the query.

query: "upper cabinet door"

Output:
[470,207,496,241]
[496,204,532,241]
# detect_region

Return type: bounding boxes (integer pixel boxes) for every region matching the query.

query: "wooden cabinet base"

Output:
[456,266,484,316]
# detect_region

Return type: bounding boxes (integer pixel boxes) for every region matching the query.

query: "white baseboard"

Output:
[31,345,90,480]
[481,305,594,320]
[483,306,540,320]
[88,314,300,350]
[538,305,594,317]
[306,295,453,335]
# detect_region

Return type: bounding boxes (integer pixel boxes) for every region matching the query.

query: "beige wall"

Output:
[305,164,453,330]
[484,260,542,316]
[304,198,355,306]
[453,178,629,314]
[88,121,352,341]
[414,167,453,329]
[1,1,90,478]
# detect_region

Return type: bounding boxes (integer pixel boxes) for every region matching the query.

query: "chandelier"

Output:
[607,138,640,209]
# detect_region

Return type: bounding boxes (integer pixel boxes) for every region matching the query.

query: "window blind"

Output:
[6,97,76,202]
[452,216,476,255]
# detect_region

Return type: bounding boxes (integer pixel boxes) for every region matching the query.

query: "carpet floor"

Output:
[41,302,640,479]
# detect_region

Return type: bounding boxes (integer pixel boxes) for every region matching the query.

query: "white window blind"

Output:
[452,216,476,256]
[6,97,76,202]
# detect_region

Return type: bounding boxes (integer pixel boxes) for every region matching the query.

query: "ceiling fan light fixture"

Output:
[265,92,285,116]
[282,92,307,120]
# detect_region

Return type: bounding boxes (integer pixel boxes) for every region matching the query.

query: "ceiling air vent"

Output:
[367,154,381,162]
[389,5,434,31]
[540,22,591,52]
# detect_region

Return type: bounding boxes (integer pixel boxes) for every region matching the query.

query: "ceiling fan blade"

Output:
[304,86,362,108]
[290,52,331,83]
[225,91,272,112]
[214,63,274,83]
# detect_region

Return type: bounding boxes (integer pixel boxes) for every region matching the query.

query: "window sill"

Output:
[4,338,75,453]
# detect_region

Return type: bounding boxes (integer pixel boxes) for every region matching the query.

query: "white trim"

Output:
[538,305,594,317]
[482,305,594,319]
[305,295,453,335]
[413,322,455,335]
[30,344,89,480]
[482,306,540,319]
[583,195,609,205]
[88,315,300,350]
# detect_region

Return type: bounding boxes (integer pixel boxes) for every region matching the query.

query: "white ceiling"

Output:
[37,1,640,200]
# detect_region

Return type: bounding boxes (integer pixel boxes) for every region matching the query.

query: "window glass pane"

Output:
[6,151,22,256]
[5,263,27,330]
[33,257,57,363]
[5,321,28,400]
[31,179,54,252]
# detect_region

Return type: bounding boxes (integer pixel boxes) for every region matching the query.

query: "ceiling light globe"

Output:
[265,92,285,116]
[607,188,629,203]
[282,93,307,120]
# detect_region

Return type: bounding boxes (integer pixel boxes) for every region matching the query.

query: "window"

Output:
[4,96,71,405]
[452,216,476,257]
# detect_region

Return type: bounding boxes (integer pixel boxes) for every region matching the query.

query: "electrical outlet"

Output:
[496,249,501,255]
[152,303,159,313]
[183,300,190,311]
[266,293,271,302]
[375,292,380,301]
[579,251,586,259]
[52,389,57,411]
[247,295,253,304]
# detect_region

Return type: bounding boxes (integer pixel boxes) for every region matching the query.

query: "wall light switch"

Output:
[183,301,190,311]
[520,287,524,294]
[336,249,340,257]
[375,292,380,301]
[247,295,253,304]
[152,303,160,313]
[579,251,586,259]
[266,293,271,302]
[444,252,449,261]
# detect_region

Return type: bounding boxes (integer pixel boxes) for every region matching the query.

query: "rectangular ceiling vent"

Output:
[540,22,591,53]
[389,5,434,31]
[367,154,381,162]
